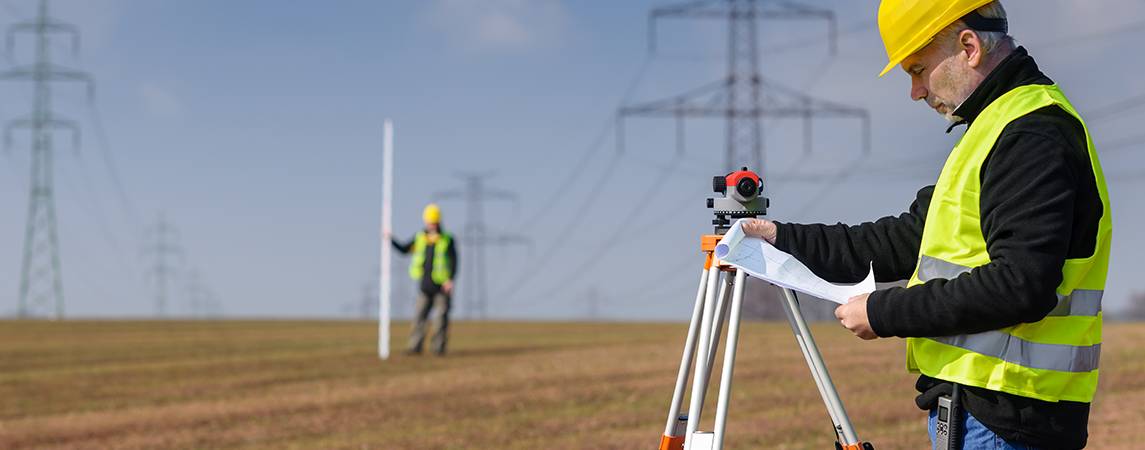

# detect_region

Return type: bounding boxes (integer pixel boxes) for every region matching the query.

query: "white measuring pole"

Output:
[379,119,394,360]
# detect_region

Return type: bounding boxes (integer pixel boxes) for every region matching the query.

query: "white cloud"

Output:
[139,82,181,116]
[428,0,570,54]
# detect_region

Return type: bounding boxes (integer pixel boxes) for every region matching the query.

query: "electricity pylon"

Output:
[2,0,94,319]
[434,172,530,319]
[143,213,183,317]
[619,0,870,174]
[185,267,222,318]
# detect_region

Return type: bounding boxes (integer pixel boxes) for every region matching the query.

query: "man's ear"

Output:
[959,29,983,68]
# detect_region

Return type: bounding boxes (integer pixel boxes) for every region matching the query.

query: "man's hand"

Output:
[442,279,454,296]
[835,293,877,340]
[740,218,777,244]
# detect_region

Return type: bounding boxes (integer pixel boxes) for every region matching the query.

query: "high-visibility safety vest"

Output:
[409,232,453,285]
[905,84,1112,403]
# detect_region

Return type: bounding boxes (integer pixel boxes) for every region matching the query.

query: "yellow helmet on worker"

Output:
[422,204,441,224]
[877,0,998,77]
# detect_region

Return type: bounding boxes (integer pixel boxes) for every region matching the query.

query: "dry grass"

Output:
[1,320,1142,449]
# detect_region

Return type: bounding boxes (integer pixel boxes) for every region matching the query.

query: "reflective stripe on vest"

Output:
[905,84,1112,403]
[409,232,453,284]
[916,255,1103,318]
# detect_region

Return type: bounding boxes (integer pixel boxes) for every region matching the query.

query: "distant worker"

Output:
[741,1,1109,449]
[390,204,458,356]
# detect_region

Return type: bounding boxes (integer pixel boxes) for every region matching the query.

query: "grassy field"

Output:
[2,320,1144,449]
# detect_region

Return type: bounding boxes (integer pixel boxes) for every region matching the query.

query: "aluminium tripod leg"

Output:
[711,269,748,450]
[683,264,725,449]
[777,287,869,449]
[661,268,712,450]
[702,274,733,398]
[661,266,733,450]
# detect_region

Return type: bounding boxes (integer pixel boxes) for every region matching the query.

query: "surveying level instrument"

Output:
[657,168,874,450]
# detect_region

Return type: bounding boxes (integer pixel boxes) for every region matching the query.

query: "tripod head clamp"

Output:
[707,167,768,234]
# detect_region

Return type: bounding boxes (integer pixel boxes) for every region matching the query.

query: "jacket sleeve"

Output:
[867,115,1083,338]
[773,186,930,284]
[392,237,413,254]
[447,238,458,281]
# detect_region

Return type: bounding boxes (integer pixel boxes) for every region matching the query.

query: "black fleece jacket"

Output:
[772,47,1102,449]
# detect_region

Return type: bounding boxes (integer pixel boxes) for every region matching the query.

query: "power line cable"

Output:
[653,17,877,61]
[521,118,617,230]
[516,153,686,300]
[1027,18,1145,49]
[1083,93,1145,122]
[66,157,142,288]
[509,158,708,314]
[491,55,661,302]
[87,103,140,228]
[495,152,625,301]
[1105,170,1145,182]
[783,153,871,220]
[618,150,713,178]
[521,56,654,231]
[506,167,710,313]
[760,17,877,55]
[56,232,129,303]
[800,55,836,92]
[1097,133,1145,154]
[596,183,711,305]
[610,256,700,305]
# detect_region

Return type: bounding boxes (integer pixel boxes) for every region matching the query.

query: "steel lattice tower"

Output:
[727,0,764,173]
[620,0,869,174]
[144,213,183,317]
[2,0,93,319]
[434,173,529,319]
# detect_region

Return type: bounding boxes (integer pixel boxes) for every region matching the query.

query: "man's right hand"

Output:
[740,218,777,244]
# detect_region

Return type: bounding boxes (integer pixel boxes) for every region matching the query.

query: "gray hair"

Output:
[932,1,1016,58]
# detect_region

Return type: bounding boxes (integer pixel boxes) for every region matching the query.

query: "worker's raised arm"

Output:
[390,234,414,254]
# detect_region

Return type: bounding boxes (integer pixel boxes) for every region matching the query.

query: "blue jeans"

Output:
[928,408,1044,450]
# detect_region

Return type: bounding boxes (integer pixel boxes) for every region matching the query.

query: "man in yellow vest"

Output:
[391,204,458,356]
[742,1,1109,448]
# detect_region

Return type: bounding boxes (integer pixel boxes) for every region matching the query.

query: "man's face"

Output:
[426,222,439,233]
[900,36,978,122]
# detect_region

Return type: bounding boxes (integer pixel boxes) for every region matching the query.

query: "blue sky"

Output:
[1,0,1143,321]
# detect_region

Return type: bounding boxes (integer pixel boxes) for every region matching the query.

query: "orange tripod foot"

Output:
[659,434,686,450]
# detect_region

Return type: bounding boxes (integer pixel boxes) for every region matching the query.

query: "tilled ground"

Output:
[1,320,1140,449]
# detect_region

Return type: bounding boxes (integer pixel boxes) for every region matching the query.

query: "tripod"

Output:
[656,232,874,450]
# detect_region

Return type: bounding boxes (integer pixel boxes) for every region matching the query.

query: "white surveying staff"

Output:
[379,119,394,360]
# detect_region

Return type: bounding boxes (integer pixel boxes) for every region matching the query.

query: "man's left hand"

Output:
[442,280,454,296]
[835,293,877,340]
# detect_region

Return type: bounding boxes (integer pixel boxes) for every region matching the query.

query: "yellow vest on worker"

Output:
[905,84,1112,403]
[409,232,453,285]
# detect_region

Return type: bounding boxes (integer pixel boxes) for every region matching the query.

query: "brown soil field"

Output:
[2,320,1143,449]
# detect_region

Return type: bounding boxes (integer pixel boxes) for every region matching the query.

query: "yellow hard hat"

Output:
[422,204,441,224]
[877,0,996,77]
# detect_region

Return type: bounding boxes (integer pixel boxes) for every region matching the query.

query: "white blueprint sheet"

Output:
[715,218,875,304]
